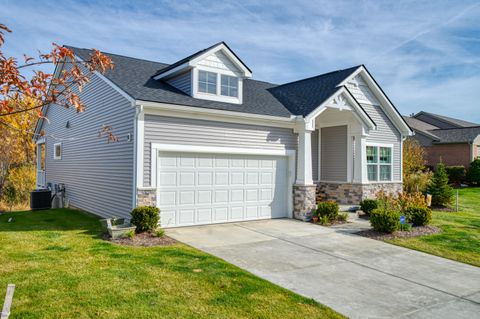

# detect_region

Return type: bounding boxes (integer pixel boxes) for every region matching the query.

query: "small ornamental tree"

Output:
[0,23,115,198]
[428,163,453,206]
[402,138,432,193]
[467,159,480,185]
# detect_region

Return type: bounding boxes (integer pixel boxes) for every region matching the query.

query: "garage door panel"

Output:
[157,152,288,227]
[197,208,212,222]
[197,190,212,204]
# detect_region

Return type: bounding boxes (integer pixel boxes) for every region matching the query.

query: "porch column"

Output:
[296,126,314,185]
[293,125,316,221]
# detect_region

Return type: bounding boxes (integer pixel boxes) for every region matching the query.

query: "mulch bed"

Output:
[312,219,349,226]
[356,225,442,241]
[105,232,177,247]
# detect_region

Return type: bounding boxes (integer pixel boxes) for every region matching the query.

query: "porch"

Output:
[292,89,401,220]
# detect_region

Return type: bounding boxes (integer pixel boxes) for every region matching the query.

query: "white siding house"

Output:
[35,42,412,227]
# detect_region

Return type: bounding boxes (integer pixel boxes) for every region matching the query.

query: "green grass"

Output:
[0,209,343,319]
[387,187,480,267]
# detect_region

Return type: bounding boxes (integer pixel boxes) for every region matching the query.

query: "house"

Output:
[403,112,480,168]
[34,42,412,227]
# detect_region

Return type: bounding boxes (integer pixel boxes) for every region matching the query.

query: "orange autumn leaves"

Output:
[0,23,114,119]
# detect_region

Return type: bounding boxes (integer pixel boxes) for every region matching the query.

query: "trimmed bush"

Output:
[406,206,432,226]
[317,201,339,220]
[360,199,378,215]
[467,158,480,185]
[428,163,454,206]
[445,166,466,184]
[369,209,400,233]
[130,206,160,232]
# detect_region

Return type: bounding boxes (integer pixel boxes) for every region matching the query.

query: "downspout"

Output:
[132,103,142,209]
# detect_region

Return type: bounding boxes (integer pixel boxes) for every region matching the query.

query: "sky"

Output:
[2,0,480,122]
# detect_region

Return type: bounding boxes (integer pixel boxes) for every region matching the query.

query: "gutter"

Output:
[132,103,143,209]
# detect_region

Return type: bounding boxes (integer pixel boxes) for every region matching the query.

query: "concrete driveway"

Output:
[167,219,480,319]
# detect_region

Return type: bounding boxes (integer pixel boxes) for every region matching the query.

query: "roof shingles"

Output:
[67,45,360,118]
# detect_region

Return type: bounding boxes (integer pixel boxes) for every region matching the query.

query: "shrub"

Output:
[130,206,160,232]
[124,230,135,239]
[154,228,165,237]
[428,163,453,206]
[445,166,466,184]
[369,209,400,233]
[2,183,18,211]
[403,170,432,194]
[318,215,330,225]
[360,199,378,215]
[397,192,428,211]
[467,159,480,185]
[406,206,432,226]
[337,212,349,222]
[316,201,339,220]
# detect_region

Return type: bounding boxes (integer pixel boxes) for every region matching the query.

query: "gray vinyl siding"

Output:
[42,72,135,219]
[143,115,297,186]
[166,71,191,95]
[312,129,319,181]
[321,126,347,181]
[363,104,402,181]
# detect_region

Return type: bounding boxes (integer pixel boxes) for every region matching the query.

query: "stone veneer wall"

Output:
[137,188,156,207]
[293,185,317,221]
[316,182,403,204]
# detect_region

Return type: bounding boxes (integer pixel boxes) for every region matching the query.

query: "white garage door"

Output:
[157,152,289,227]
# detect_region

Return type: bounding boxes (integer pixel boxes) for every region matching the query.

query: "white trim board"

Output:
[139,100,297,129]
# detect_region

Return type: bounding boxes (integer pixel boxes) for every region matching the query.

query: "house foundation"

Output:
[137,188,156,207]
[293,184,317,221]
[316,182,403,204]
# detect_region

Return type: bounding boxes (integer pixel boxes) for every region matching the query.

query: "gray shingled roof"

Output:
[402,116,439,131]
[404,113,480,144]
[67,46,361,118]
[414,111,478,129]
[430,127,480,143]
[269,66,360,116]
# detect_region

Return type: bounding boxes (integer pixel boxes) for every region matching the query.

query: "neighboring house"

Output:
[34,42,412,227]
[403,111,480,168]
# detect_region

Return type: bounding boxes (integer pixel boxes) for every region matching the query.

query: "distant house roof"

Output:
[413,111,478,129]
[404,112,480,144]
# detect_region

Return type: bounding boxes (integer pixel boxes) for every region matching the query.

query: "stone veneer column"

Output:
[293,184,317,221]
[136,188,157,207]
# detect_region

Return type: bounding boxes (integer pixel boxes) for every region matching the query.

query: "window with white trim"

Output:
[54,142,62,160]
[198,70,217,94]
[367,145,392,181]
[220,74,238,97]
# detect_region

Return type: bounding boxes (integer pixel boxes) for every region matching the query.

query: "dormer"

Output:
[153,42,252,104]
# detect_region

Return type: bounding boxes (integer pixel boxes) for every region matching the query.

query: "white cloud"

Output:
[2,0,479,121]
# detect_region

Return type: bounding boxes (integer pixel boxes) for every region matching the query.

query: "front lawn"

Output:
[0,209,343,318]
[387,187,480,267]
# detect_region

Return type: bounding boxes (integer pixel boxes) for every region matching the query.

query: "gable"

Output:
[340,66,413,136]
[197,50,242,76]
[345,74,380,105]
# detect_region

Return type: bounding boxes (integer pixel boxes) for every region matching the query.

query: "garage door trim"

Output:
[151,143,296,225]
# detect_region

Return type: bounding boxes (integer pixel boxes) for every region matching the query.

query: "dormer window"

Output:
[198,71,217,94]
[221,75,238,97]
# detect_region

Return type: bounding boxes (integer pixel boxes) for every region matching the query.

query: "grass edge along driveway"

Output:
[0,209,345,319]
